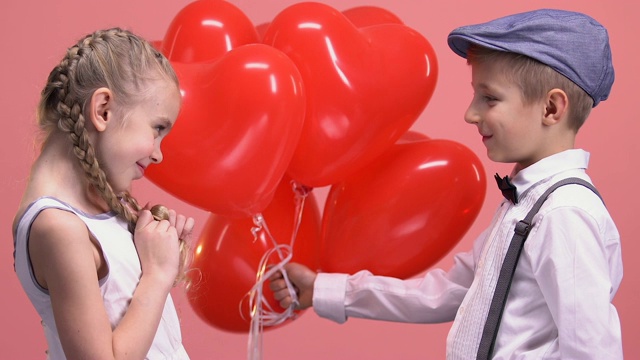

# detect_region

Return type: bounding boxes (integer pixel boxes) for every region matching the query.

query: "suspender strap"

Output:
[476,177,602,360]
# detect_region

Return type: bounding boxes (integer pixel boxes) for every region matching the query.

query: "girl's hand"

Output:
[167,208,195,242]
[134,210,180,290]
[149,205,195,242]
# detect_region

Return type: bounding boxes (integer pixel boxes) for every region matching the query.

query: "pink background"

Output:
[1,1,638,359]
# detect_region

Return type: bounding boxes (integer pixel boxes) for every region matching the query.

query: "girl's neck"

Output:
[29,135,110,215]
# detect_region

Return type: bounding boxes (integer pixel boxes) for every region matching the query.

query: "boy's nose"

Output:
[464,104,479,124]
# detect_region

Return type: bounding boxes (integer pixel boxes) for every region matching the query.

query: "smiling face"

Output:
[464,58,550,170]
[95,79,181,193]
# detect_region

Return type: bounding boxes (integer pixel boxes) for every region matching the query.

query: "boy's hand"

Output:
[269,263,317,310]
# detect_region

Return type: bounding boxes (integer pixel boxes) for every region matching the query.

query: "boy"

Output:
[270,9,622,359]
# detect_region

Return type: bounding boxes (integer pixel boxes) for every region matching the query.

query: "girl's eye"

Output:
[155,125,167,136]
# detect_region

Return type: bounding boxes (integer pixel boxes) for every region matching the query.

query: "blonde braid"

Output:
[49,31,137,228]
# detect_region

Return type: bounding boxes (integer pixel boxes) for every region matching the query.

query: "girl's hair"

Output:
[467,45,593,131]
[37,28,189,283]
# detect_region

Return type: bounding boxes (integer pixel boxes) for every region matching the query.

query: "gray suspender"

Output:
[476,177,603,360]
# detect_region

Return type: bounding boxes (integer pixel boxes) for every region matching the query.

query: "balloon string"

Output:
[289,181,313,249]
[246,181,312,360]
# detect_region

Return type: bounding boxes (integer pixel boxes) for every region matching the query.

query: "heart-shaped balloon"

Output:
[342,5,404,27]
[186,178,322,332]
[145,44,306,217]
[161,0,259,63]
[397,130,430,144]
[263,2,438,187]
[320,138,486,279]
[256,5,403,41]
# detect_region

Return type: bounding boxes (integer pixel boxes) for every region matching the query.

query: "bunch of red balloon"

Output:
[145,0,486,334]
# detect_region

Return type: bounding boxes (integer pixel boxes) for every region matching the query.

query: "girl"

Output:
[13,28,194,359]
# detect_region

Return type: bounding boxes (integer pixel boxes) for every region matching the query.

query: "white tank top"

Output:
[13,197,189,359]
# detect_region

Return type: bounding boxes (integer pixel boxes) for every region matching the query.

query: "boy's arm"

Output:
[312,241,481,324]
[273,229,489,324]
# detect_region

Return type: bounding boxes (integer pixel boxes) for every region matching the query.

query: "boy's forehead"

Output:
[470,60,513,87]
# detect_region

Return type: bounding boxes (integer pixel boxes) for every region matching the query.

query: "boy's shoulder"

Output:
[528,175,608,221]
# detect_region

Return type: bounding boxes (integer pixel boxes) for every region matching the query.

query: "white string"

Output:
[245,182,312,360]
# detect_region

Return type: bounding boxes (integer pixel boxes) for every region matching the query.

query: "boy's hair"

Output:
[36,28,178,229]
[467,45,593,131]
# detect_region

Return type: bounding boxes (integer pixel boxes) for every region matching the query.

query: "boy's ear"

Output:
[543,88,569,126]
[88,87,113,132]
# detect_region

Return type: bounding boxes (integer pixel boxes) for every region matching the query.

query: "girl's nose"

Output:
[150,147,163,164]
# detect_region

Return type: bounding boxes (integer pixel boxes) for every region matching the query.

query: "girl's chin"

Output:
[111,182,133,194]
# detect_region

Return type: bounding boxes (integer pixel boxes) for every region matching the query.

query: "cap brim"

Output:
[447,33,510,59]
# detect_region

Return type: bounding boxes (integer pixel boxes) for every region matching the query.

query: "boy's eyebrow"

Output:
[470,81,491,90]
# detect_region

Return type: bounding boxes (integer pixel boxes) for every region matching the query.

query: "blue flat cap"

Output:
[448,9,614,107]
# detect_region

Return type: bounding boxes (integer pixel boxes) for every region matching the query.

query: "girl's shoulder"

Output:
[14,197,98,291]
[14,196,87,242]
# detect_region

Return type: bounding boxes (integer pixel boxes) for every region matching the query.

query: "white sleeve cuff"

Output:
[313,272,349,324]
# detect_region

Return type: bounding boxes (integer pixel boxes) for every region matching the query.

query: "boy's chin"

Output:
[487,152,513,165]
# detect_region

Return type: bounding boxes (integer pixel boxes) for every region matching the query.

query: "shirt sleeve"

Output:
[527,201,623,359]
[313,231,487,324]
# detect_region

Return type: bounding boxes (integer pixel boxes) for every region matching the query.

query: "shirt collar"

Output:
[509,149,590,198]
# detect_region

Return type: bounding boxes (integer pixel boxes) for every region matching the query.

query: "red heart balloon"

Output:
[257,6,403,41]
[397,130,430,144]
[263,3,438,187]
[342,6,404,27]
[186,178,322,332]
[145,44,306,217]
[320,138,486,279]
[161,0,259,62]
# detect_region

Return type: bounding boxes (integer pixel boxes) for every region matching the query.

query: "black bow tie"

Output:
[495,173,518,204]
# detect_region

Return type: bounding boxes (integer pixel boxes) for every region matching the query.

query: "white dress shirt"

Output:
[313,149,623,359]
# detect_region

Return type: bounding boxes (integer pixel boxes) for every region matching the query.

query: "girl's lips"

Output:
[137,163,146,176]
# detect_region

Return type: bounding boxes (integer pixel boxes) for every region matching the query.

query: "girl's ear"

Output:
[88,87,113,132]
[543,88,569,126]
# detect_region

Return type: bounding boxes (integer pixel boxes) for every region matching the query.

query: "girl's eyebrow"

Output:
[157,117,174,129]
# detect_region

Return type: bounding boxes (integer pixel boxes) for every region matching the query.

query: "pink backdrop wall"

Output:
[1,1,638,359]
